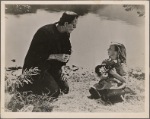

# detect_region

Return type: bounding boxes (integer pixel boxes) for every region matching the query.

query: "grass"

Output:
[5,65,145,112]
[52,67,145,112]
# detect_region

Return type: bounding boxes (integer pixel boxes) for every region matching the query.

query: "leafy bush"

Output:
[5,66,54,112]
[5,67,40,93]
[123,5,145,17]
[5,5,36,15]
[7,91,55,112]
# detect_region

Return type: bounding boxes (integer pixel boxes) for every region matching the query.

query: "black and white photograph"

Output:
[1,1,149,118]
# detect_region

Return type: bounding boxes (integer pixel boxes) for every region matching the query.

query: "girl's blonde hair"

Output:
[110,43,126,63]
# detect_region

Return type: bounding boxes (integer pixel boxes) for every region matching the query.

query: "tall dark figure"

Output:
[18,12,78,97]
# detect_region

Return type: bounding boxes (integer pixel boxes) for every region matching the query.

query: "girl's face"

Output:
[108,45,118,60]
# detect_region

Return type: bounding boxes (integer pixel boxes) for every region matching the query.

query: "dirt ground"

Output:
[52,69,145,112]
[5,67,145,112]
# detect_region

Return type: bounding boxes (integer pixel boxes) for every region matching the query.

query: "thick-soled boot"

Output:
[89,87,101,99]
[60,80,69,94]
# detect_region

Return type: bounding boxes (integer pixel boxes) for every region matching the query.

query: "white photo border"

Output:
[1,1,149,118]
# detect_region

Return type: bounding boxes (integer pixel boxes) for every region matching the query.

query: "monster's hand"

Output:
[48,54,70,62]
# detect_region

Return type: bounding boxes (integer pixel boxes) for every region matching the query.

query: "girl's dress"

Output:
[90,59,128,103]
[95,59,127,89]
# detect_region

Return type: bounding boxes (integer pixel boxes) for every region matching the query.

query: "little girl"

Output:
[89,43,129,103]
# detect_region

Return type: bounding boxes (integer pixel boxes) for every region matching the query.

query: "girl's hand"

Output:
[109,68,117,75]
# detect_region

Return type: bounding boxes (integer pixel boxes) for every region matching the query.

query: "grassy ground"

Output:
[53,68,145,112]
[5,66,145,112]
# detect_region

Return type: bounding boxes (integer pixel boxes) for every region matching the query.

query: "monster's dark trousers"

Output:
[35,60,69,97]
[19,60,69,98]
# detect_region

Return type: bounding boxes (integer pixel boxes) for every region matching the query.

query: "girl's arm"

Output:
[110,82,126,89]
[110,63,128,83]
[110,69,126,83]
[109,67,127,89]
